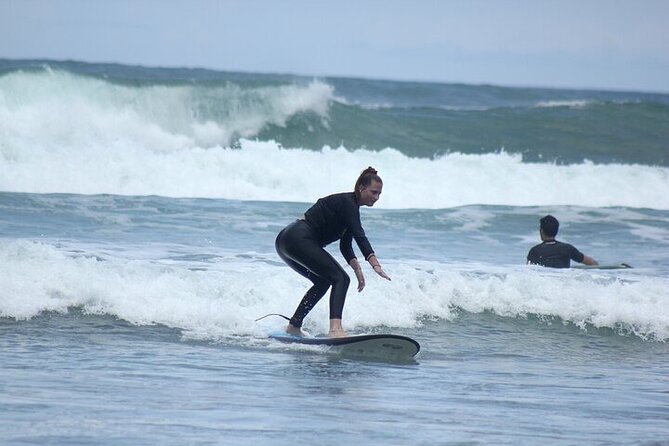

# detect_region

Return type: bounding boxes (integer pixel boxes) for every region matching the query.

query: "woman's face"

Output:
[359,180,383,206]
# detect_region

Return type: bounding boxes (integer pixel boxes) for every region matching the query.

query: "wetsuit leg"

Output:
[277,255,331,327]
[275,221,351,328]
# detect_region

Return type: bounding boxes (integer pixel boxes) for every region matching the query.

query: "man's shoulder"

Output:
[527,243,544,260]
[528,241,550,252]
[529,242,544,250]
[527,241,564,258]
[553,240,578,250]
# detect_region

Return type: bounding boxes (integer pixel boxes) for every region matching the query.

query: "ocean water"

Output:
[1,59,669,445]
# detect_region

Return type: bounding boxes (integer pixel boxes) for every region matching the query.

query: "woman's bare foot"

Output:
[328,329,348,338]
[328,318,348,338]
[286,324,306,337]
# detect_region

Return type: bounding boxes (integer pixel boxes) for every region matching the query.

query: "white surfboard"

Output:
[269,332,420,360]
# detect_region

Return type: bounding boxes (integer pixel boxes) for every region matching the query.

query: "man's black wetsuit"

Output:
[275,192,375,328]
[526,240,585,268]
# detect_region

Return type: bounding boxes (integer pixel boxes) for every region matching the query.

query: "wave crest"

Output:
[0,68,333,150]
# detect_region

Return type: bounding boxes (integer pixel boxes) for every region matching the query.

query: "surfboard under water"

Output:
[269,332,420,361]
[572,263,633,270]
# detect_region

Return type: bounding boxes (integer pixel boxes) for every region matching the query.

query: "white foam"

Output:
[2,241,667,341]
[535,100,590,108]
[2,136,667,209]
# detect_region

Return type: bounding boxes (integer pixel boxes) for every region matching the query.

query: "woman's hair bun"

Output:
[354,167,382,199]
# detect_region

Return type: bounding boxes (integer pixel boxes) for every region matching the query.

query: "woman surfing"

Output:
[275,167,391,337]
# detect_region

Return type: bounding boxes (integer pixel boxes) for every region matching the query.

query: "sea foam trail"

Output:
[1,241,667,341]
[1,138,668,209]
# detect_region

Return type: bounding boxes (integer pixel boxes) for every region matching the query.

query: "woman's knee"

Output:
[332,269,350,288]
[311,276,331,293]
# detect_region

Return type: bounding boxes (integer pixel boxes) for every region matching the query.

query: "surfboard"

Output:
[269,332,420,360]
[573,263,633,270]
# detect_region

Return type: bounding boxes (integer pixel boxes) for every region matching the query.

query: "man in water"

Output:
[527,215,598,268]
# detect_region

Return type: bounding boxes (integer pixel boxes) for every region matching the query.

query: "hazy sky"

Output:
[2,0,668,92]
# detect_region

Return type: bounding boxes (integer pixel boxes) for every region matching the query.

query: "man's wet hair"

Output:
[540,215,559,238]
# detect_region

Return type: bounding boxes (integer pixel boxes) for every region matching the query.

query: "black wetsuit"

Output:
[275,192,374,328]
[527,240,585,268]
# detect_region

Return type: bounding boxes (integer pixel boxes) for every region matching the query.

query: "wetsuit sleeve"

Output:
[567,244,585,263]
[339,230,356,263]
[341,201,374,262]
